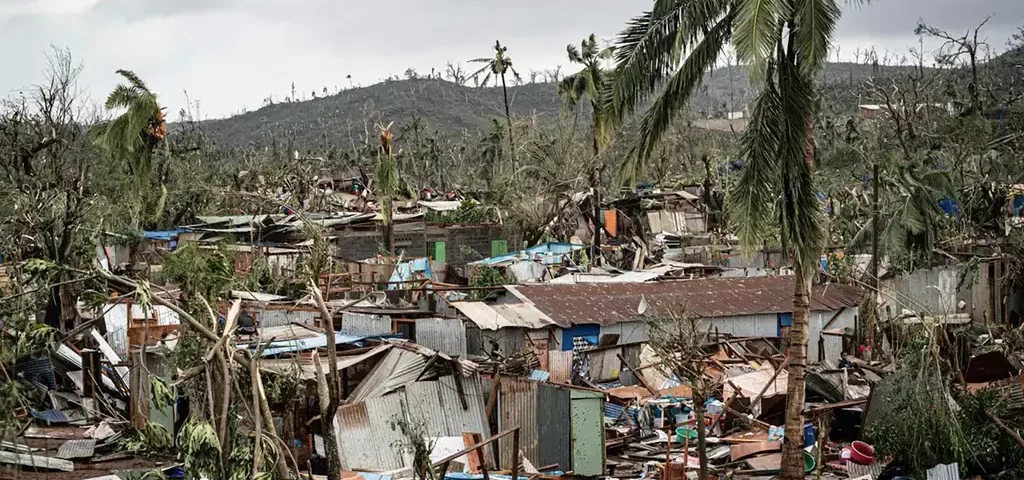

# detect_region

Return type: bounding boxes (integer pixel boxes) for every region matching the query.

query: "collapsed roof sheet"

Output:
[451,301,561,330]
[259,344,393,380]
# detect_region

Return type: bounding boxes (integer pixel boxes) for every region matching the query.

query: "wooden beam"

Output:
[431,427,519,468]
[617,353,656,395]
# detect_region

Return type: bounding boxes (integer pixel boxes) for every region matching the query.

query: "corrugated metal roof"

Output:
[345,347,431,403]
[452,302,560,330]
[15,357,55,390]
[512,277,862,326]
[31,409,69,425]
[56,439,96,459]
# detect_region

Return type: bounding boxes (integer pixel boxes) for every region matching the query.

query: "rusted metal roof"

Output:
[512,277,861,326]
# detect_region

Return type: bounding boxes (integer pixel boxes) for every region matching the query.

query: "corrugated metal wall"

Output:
[703,313,779,339]
[877,264,1013,324]
[498,377,539,468]
[341,313,392,336]
[809,308,857,363]
[103,304,180,358]
[584,344,641,383]
[259,308,317,328]
[414,318,467,357]
[701,310,858,365]
[881,266,961,318]
[548,351,573,384]
[599,321,650,344]
[336,392,407,471]
[537,384,572,471]
[586,348,622,383]
[336,376,492,471]
[406,376,490,440]
[472,328,525,357]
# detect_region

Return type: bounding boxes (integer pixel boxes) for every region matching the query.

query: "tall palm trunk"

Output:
[500,72,516,175]
[693,390,709,480]
[780,113,816,480]
[590,135,602,267]
[780,265,811,478]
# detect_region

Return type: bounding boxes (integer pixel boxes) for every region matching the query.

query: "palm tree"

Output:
[471,41,521,175]
[559,34,616,265]
[610,1,865,477]
[376,122,398,255]
[91,69,166,228]
[92,69,164,179]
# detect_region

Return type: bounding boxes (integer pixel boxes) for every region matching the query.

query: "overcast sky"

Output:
[1,0,1022,119]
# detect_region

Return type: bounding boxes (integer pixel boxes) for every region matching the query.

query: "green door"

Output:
[570,389,605,476]
[431,241,446,263]
[490,239,508,257]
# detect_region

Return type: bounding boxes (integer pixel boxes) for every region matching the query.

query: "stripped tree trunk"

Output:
[780,113,816,480]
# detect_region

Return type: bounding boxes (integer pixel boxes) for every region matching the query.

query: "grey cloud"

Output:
[87,0,230,21]
[1,0,1022,118]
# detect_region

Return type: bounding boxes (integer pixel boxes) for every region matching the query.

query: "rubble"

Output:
[6,174,1024,480]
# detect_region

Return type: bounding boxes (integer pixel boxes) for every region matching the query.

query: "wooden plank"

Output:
[745,453,781,472]
[0,450,74,472]
[729,441,781,462]
[462,432,484,473]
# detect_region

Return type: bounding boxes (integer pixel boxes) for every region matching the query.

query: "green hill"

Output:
[196,61,944,148]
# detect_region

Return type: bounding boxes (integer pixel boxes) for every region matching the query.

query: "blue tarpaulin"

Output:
[939,197,961,217]
[388,258,433,290]
[470,242,585,267]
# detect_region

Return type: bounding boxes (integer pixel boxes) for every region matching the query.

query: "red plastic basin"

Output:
[849,441,876,465]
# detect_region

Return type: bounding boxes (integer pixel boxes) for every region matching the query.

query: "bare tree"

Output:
[444,62,468,85]
[916,17,993,114]
[0,46,100,330]
[645,312,722,480]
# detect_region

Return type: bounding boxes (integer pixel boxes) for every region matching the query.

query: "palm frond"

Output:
[609,7,685,120]
[733,0,788,73]
[115,69,150,93]
[104,85,140,110]
[581,34,600,59]
[775,55,824,273]
[558,74,587,110]
[727,70,784,256]
[610,0,730,122]
[567,44,584,64]
[620,12,733,184]
[793,0,841,75]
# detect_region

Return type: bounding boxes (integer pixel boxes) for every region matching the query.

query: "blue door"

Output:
[561,324,600,351]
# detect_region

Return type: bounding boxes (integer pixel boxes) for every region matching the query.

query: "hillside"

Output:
[197,61,923,148]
